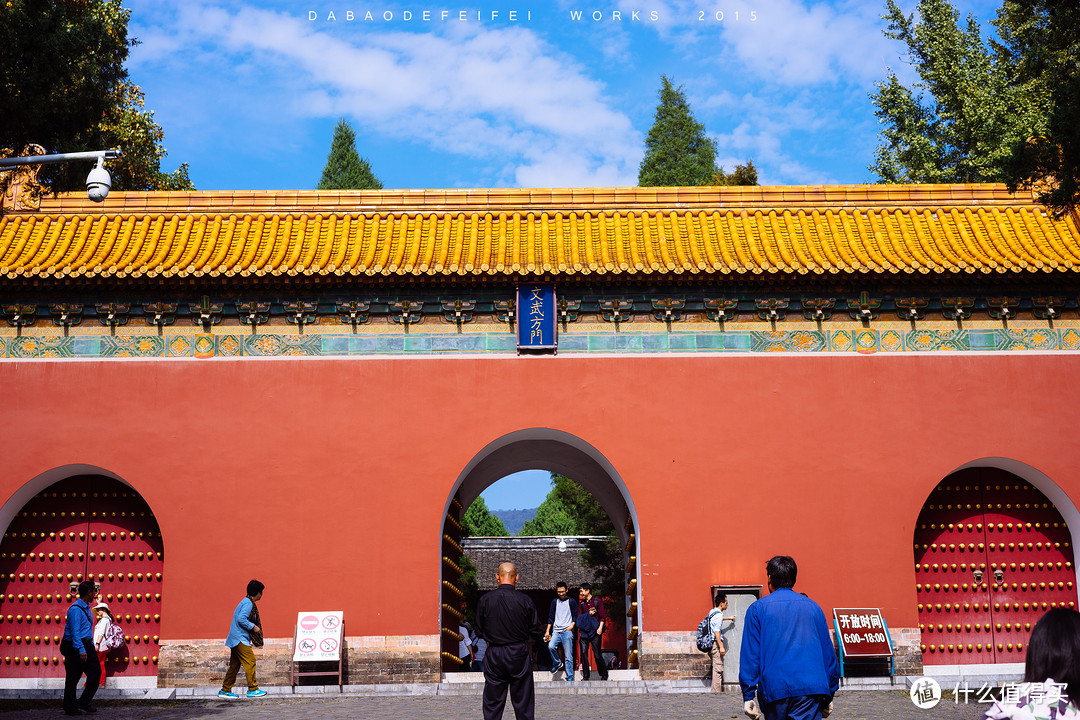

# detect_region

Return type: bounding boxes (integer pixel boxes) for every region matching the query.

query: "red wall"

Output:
[2,354,1078,642]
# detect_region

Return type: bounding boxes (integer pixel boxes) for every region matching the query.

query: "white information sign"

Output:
[292,611,344,662]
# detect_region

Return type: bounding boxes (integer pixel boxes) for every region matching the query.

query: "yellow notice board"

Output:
[292,611,344,662]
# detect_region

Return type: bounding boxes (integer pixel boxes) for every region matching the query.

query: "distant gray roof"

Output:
[463,536,606,591]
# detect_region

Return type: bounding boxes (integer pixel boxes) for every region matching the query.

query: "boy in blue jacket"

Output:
[219,579,267,699]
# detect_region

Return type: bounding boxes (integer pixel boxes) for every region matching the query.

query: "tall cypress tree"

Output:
[638,76,717,187]
[317,119,383,190]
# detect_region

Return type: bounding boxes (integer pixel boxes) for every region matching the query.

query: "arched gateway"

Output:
[438,429,641,671]
[0,467,164,679]
[2,184,1080,687]
[914,462,1078,672]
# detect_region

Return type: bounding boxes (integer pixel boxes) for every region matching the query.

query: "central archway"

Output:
[438,428,641,674]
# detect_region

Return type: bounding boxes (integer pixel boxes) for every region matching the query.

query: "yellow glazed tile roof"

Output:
[1,185,1078,280]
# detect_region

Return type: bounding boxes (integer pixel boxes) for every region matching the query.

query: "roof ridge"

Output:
[23,184,1031,215]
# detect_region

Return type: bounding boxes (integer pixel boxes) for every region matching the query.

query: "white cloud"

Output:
[130,1,643,187]
[595,0,897,87]
[721,0,892,85]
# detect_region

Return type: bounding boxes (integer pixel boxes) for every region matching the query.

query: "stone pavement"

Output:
[0,691,991,719]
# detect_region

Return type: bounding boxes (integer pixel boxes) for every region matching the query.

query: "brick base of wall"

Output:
[638,628,923,681]
[157,635,441,688]
[890,627,923,677]
[638,631,709,681]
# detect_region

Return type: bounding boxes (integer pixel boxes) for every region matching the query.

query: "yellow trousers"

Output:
[222,643,259,692]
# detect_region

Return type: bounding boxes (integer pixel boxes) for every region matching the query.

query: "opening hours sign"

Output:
[833,608,892,657]
[292,611,344,662]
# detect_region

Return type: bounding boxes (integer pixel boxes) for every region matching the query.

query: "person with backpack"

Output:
[701,592,736,692]
[92,602,117,688]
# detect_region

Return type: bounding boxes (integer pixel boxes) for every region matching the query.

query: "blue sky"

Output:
[125,0,999,192]
[481,469,553,510]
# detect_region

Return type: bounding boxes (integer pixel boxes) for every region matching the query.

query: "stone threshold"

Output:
[0,674,930,700]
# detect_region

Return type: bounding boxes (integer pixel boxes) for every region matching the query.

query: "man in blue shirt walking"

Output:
[218,579,267,699]
[61,580,101,716]
[739,556,839,720]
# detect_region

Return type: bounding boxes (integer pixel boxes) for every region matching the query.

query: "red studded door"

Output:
[914,469,1076,665]
[0,476,164,678]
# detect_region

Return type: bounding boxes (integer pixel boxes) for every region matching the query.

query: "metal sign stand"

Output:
[834,616,894,680]
[290,619,345,691]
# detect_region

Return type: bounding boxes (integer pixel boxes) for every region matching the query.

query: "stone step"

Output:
[437,680,651,696]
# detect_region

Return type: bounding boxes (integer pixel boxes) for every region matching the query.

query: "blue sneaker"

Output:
[217,690,238,699]
[246,689,268,698]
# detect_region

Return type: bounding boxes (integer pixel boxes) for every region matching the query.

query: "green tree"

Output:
[712,160,759,186]
[638,76,717,187]
[458,552,480,623]
[462,497,510,537]
[518,475,623,612]
[869,0,1049,185]
[998,0,1080,217]
[0,0,193,193]
[518,494,577,536]
[317,119,383,190]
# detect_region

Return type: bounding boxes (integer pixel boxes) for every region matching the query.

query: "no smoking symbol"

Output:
[320,638,338,653]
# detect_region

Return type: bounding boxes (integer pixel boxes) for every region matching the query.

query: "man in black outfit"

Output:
[476,562,543,720]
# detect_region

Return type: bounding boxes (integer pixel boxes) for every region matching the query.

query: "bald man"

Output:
[475,562,544,720]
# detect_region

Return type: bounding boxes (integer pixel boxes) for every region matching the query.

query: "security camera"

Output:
[86,157,111,202]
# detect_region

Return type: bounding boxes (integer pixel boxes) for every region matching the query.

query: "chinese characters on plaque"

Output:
[833,608,892,657]
[517,284,556,352]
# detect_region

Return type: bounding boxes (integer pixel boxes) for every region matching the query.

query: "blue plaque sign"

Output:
[517,284,557,352]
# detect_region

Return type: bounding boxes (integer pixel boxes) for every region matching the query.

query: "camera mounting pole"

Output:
[0,149,124,202]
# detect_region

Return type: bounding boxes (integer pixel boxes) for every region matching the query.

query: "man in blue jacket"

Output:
[218,579,267,699]
[61,580,100,716]
[739,556,839,720]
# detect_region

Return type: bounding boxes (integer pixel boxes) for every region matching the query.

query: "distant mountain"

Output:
[492,508,537,536]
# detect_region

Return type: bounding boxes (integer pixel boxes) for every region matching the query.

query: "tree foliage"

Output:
[518,475,623,611]
[638,76,718,187]
[317,119,383,190]
[870,0,1080,216]
[519,475,614,537]
[0,0,193,193]
[712,160,759,187]
[462,497,510,538]
[518,496,577,536]
[997,0,1080,217]
[869,0,1048,185]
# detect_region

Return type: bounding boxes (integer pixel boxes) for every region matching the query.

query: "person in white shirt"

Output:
[92,601,115,688]
[543,581,578,682]
[707,592,736,692]
[459,622,476,670]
